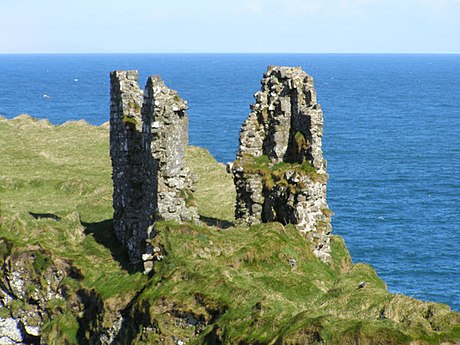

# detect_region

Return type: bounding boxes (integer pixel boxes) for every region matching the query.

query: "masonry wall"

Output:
[232,66,332,261]
[110,71,198,272]
[143,76,198,224]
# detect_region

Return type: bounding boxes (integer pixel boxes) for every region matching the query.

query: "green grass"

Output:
[236,153,327,192]
[185,146,235,225]
[0,115,459,344]
[0,115,145,314]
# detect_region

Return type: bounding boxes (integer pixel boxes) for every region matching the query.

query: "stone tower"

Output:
[232,66,332,261]
[110,70,198,271]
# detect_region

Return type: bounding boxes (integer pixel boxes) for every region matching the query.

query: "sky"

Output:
[1,0,459,53]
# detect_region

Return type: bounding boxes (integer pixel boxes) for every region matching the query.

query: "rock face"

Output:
[0,241,70,345]
[232,66,332,261]
[110,71,198,271]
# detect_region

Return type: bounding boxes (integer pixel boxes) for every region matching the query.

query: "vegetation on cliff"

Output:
[0,115,459,344]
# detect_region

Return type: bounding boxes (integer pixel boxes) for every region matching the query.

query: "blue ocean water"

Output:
[0,54,459,311]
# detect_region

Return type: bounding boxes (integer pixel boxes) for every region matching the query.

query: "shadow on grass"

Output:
[29,212,61,221]
[200,215,233,229]
[81,219,140,274]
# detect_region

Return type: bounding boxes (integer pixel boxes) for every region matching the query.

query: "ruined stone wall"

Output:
[110,67,331,264]
[232,66,332,261]
[143,76,198,224]
[110,71,198,271]
[110,70,151,263]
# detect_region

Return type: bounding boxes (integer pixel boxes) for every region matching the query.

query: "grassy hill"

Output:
[0,115,459,344]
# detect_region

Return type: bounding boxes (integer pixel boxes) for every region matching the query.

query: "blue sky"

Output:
[1,0,459,53]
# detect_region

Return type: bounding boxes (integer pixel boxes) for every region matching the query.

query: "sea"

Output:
[0,54,459,311]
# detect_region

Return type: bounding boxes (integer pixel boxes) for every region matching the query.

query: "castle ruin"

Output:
[110,66,332,268]
[110,70,198,272]
[232,66,332,261]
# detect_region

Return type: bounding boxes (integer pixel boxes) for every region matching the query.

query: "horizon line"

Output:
[1,52,459,55]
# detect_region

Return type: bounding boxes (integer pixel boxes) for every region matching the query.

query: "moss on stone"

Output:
[122,114,137,126]
[0,307,11,318]
[239,154,327,191]
[293,130,309,154]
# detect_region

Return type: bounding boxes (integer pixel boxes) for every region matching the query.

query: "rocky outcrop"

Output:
[232,66,332,261]
[0,240,73,344]
[110,71,198,272]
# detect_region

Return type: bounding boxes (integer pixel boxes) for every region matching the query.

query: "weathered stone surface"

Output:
[0,241,70,344]
[110,70,150,265]
[232,66,332,262]
[143,76,198,224]
[110,71,198,270]
[0,318,22,344]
